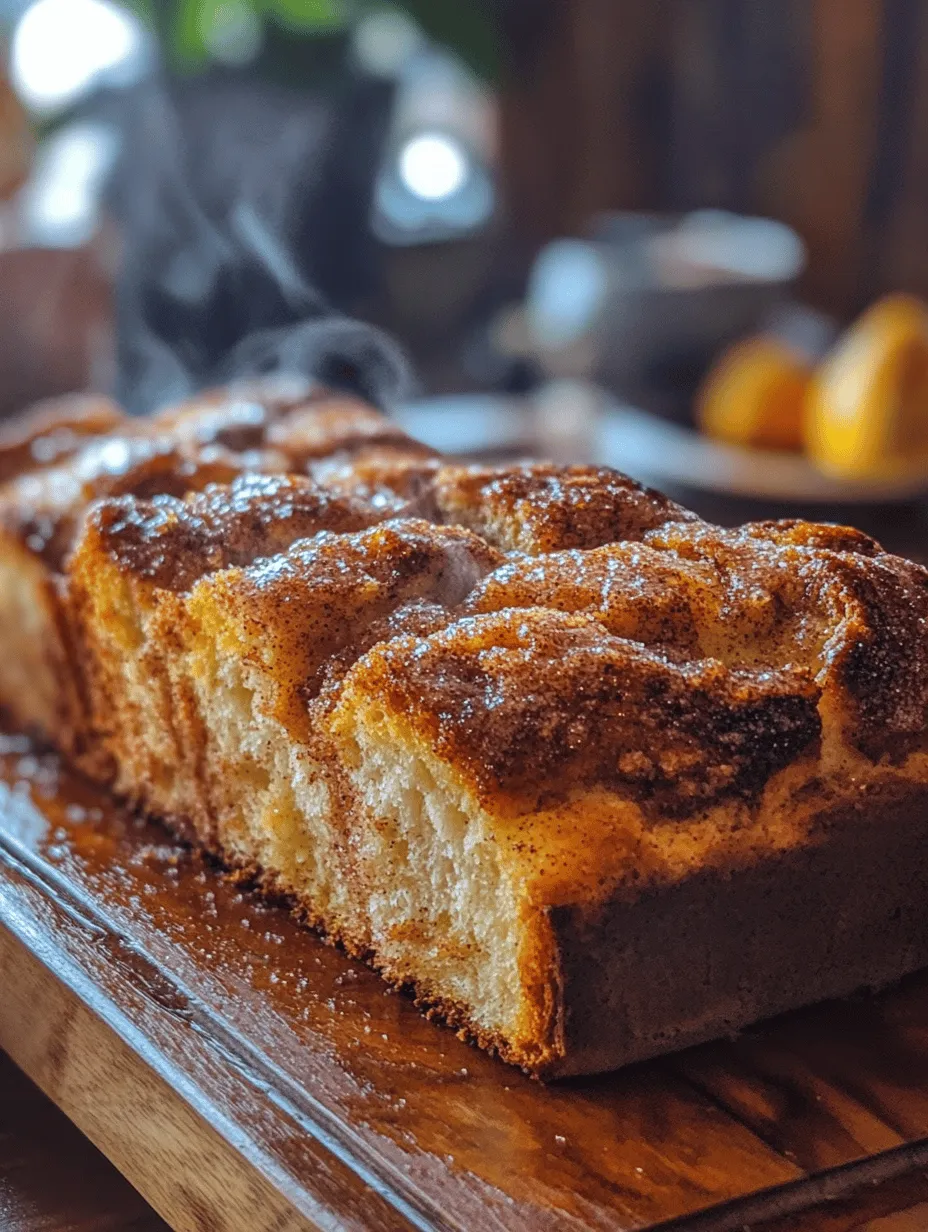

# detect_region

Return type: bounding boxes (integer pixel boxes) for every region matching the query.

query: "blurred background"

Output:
[3,0,928,545]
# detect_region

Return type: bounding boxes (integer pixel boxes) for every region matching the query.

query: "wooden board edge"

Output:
[0,919,326,1232]
[0,909,428,1232]
[0,831,448,1232]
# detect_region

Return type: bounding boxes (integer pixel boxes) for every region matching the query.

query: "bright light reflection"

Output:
[21,121,120,246]
[398,132,468,202]
[12,0,144,113]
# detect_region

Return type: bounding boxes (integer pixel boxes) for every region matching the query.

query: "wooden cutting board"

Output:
[3,733,928,1232]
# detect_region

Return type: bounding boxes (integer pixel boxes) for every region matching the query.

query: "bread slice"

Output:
[0,393,128,735]
[8,389,928,1076]
[0,388,424,746]
[330,518,928,1074]
[0,433,248,744]
[328,607,823,1073]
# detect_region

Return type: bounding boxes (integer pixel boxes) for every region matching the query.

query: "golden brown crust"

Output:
[268,400,433,463]
[309,447,442,506]
[0,436,248,570]
[462,518,928,762]
[18,399,928,808]
[79,474,389,592]
[159,383,432,471]
[63,479,425,790]
[641,519,928,760]
[427,462,696,553]
[189,518,503,737]
[464,542,714,658]
[340,607,821,817]
[310,458,692,552]
[0,388,423,572]
[0,394,125,483]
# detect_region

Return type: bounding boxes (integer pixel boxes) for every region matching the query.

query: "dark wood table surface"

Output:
[3,1037,928,1232]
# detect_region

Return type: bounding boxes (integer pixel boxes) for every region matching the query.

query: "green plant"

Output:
[126,0,498,80]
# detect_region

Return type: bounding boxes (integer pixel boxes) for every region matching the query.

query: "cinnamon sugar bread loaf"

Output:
[5,386,928,1076]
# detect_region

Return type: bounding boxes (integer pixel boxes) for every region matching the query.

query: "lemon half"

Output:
[805,294,928,481]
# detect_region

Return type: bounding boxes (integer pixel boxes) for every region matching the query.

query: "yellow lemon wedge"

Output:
[805,293,928,481]
[697,336,812,452]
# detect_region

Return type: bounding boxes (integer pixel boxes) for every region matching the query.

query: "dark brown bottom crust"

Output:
[546,781,928,1078]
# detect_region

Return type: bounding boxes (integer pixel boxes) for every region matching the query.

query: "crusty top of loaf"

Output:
[335,608,822,817]
[308,459,693,551]
[464,518,928,762]
[77,474,392,592]
[160,384,432,466]
[0,388,427,570]
[0,434,253,569]
[0,394,125,484]
[9,382,928,819]
[642,519,928,761]
[309,447,442,506]
[426,462,697,553]
[186,518,504,736]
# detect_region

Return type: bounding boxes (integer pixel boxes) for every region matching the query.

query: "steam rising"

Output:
[111,84,409,414]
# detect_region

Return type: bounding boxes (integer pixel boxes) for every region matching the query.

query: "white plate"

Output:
[398,393,928,506]
[597,404,928,504]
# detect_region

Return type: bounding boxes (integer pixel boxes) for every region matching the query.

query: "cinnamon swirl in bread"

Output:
[5,388,928,1075]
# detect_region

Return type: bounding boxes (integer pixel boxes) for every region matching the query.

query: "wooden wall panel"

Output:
[498,0,928,318]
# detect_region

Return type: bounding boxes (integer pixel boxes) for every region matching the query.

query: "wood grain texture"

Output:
[5,734,928,1230]
[0,931,360,1232]
[0,1051,168,1232]
[498,0,928,318]
[675,979,928,1175]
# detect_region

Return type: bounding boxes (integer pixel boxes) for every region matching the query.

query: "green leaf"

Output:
[261,0,347,33]
[172,0,212,67]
